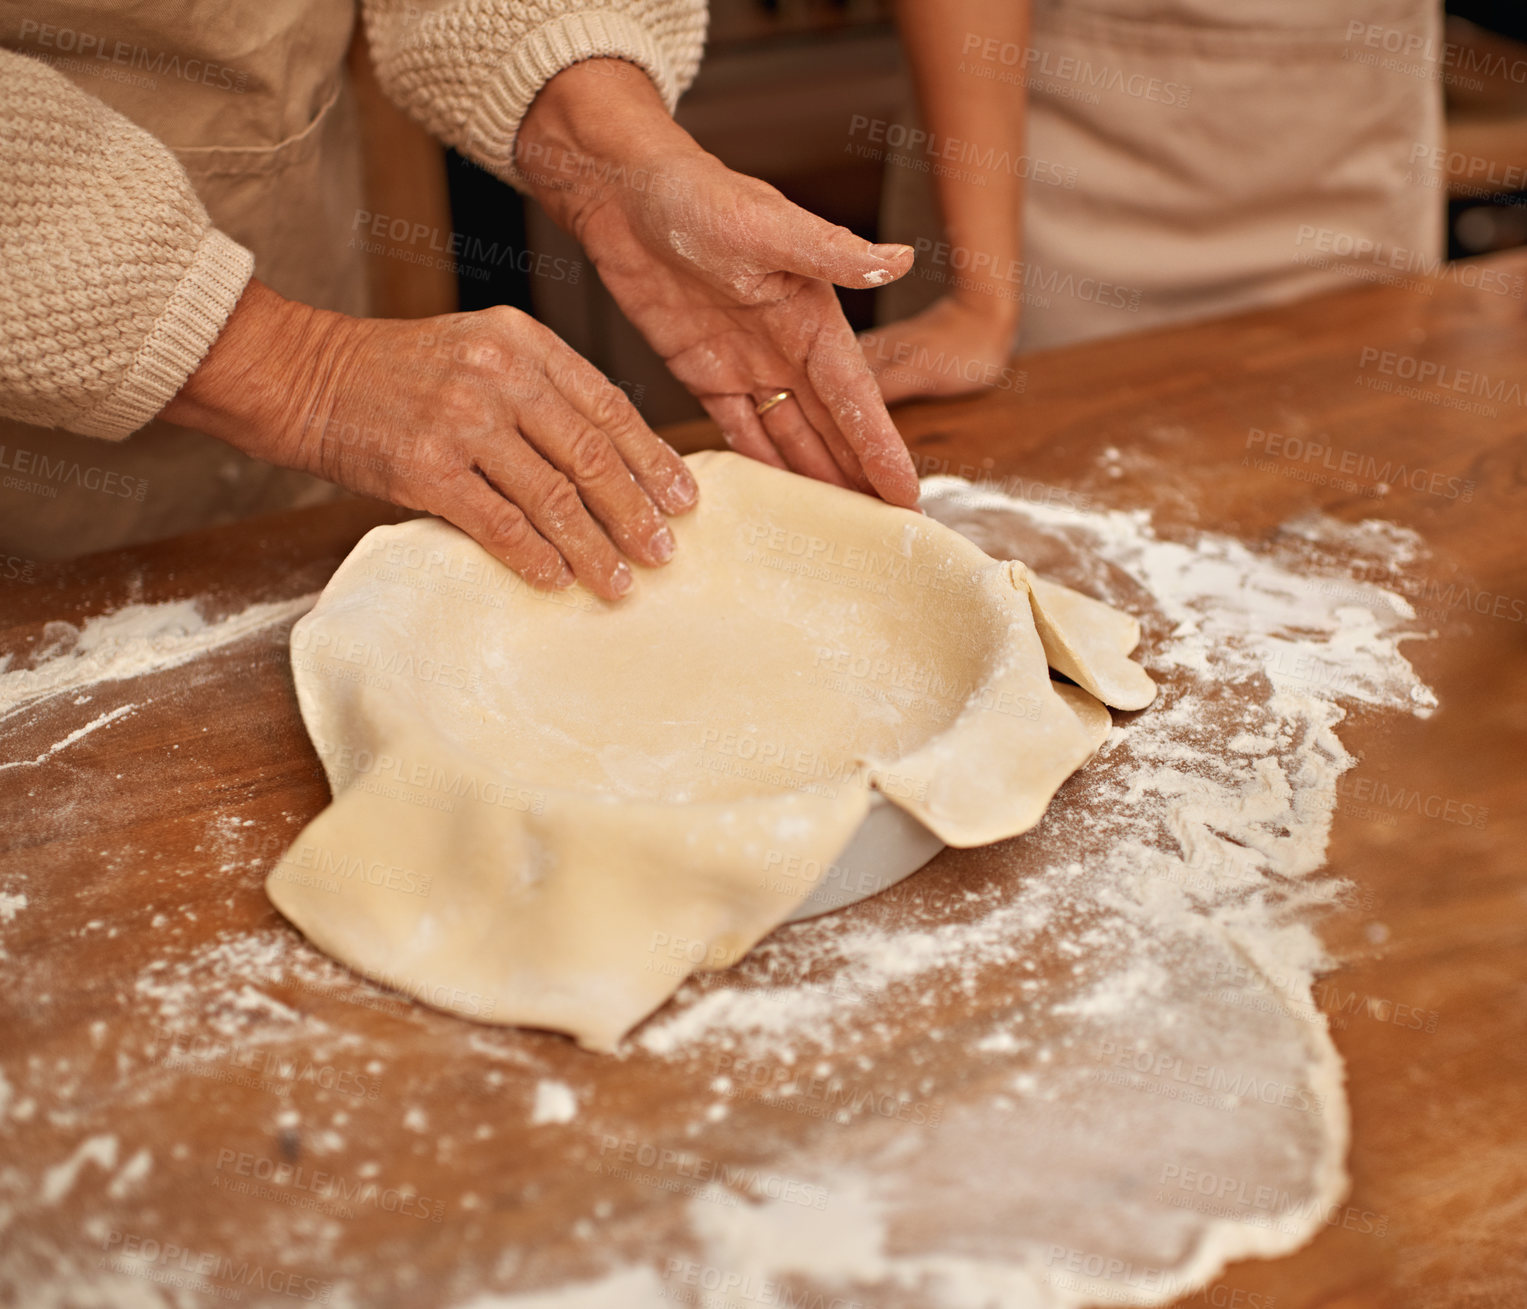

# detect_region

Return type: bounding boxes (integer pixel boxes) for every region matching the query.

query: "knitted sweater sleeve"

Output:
[0,51,254,441]
[362,0,707,187]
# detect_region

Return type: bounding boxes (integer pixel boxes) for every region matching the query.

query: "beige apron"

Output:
[880,0,1446,352]
[0,0,371,559]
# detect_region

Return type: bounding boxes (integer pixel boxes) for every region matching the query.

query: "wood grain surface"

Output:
[1,254,1523,1308]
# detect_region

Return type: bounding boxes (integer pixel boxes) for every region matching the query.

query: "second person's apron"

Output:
[879,0,1447,352]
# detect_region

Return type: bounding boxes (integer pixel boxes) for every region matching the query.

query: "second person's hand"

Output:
[859,295,1019,404]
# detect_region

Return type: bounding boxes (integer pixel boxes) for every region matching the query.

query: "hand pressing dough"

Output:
[268,451,1155,1050]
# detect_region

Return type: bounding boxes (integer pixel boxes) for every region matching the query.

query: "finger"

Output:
[785,317,913,499]
[804,324,921,507]
[543,343,699,517]
[473,439,632,602]
[701,394,790,470]
[519,389,677,569]
[778,378,876,495]
[441,467,573,592]
[757,393,854,490]
[748,195,915,291]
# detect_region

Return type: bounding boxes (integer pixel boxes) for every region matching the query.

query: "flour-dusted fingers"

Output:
[473,441,633,602]
[702,394,790,470]
[439,466,574,591]
[519,389,678,569]
[780,379,876,495]
[543,340,699,517]
[756,391,855,490]
[804,320,920,507]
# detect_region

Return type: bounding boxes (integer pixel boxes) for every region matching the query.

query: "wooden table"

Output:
[2,255,1523,1308]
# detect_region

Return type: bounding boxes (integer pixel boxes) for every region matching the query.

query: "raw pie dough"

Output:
[268,452,1156,1050]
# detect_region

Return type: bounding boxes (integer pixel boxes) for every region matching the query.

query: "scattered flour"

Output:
[105,1148,152,1201]
[0,594,316,720]
[0,702,138,772]
[40,1135,118,1207]
[529,1081,579,1126]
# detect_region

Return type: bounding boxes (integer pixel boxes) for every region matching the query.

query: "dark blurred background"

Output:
[424,0,1527,428]
[1440,2,1527,259]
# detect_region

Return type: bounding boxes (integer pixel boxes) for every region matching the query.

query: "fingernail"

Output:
[651,527,675,562]
[871,243,913,262]
[669,472,698,509]
[612,562,633,596]
[553,563,575,588]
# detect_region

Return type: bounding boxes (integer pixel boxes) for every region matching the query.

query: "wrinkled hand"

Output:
[517,61,922,508]
[859,295,1019,404]
[162,280,697,601]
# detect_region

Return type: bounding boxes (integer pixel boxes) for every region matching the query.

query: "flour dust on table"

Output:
[0,471,1436,1309]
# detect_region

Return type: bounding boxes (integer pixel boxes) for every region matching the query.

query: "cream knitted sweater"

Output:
[0,0,705,441]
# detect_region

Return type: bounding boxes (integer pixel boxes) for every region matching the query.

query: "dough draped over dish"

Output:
[268,452,1155,1050]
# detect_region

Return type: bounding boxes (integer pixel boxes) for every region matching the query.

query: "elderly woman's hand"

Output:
[515,60,922,509]
[161,280,697,600]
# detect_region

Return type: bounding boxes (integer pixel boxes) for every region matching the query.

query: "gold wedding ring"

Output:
[754,389,793,417]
